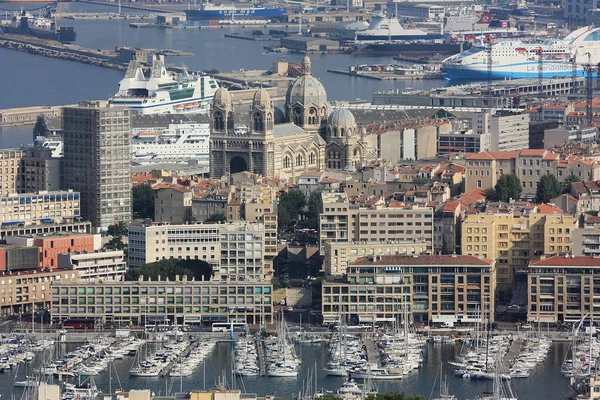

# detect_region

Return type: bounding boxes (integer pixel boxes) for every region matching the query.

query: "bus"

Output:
[61,318,95,330]
[211,322,247,332]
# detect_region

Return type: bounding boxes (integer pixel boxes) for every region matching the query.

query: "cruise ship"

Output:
[131,123,210,163]
[442,26,600,80]
[184,3,287,20]
[355,13,443,42]
[108,55,219,115]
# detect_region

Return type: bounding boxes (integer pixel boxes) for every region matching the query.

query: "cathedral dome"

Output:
[285,55,327,107]
[273,106,285,124]
[213,87,232,108]
[286,75,328,107]
[253,87,271,108]
[328,107,356,127]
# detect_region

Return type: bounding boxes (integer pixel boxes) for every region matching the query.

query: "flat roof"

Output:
[351,254,493,266]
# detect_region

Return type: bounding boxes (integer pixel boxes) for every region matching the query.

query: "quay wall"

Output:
[0,105,65,127]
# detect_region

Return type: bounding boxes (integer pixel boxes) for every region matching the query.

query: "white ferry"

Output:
[131,123,210,163]
[442,26,600,80]
[355,13,443,42]
[109,54,218,115]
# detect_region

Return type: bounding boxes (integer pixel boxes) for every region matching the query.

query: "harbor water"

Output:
[3,341,575,399]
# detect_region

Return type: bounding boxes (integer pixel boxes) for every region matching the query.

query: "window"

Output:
[477,180,482,188]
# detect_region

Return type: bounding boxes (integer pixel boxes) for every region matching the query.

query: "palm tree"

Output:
[562,173,581,194]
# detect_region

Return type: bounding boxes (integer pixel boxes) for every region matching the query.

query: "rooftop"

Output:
[351,254,493,266]
[530,255,600,267]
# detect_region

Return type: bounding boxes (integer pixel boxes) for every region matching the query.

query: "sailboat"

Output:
[267,312,299,377]
[431,363,456,400]
[476,360,517,400]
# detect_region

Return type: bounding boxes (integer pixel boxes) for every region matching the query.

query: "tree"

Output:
[278,190,306,230]
[306,191,322,230]
[205,212,226,223]
[107,221,128,237]
[132,184,155,219]
[104,236,127,251]
[412,176,427,184]
[536,174,562,203]
[32,115,49,140]
[492,174,522,202]
[562,172,581,193]
[125,258,213,282]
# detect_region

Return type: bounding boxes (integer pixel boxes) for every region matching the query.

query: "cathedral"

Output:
[209,55,373,181]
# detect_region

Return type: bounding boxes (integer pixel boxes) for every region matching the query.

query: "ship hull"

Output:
[444,61,585,80]
[356,33,444,42]
[184,8,286,20]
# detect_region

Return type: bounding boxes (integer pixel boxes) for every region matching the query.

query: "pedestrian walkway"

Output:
[363,334,380,366]
[503,338,524,367]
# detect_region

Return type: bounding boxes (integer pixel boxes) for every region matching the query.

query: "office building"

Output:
[21,147,62,193]
[321,255,495,325]
[527,256,600,323]
[462,209,578,289]
[58,250,127,282]
[323,240,429,275]
[62,101,131,230]
[438,130,490,155]
[0,190,81,227]
[0,268,79,316]
[0,220,92,242]
[50,276,273,326]
[0,245,41,272]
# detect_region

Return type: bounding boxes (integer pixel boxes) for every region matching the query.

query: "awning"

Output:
[358,316,374,323]
[41,218,53,223]
[414,294,429,300]
[2,221,20,226]
[432,315,457,323]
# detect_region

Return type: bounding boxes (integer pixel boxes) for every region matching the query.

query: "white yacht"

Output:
[109,54,219,115]
[356,13,443,42]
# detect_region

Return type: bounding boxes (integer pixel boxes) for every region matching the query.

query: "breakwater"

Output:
[0,35,127,71]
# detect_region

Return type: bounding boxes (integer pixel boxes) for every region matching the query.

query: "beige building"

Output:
[0,268,79,316]
[154,185,193,223]
[319,193,434,255]
[0,149,23,196]
[323,240,429,275]
[322,255,495,325]
[50,276,273,326]
[464,149,600,199]
[462,210,578,289]
[0,190,81,227]
[527,256,600,323]
[573,226,600,256]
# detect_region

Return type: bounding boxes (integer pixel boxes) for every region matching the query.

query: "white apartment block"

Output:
[1,190,81,227]
[128,222,267,282]
[57,250,127,282]
[473,110,530,151]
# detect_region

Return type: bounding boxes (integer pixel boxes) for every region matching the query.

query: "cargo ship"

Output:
[0,11,76,42]
[184,3,287,20]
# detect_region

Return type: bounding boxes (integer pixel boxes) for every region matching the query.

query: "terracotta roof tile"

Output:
[531,256,600,267]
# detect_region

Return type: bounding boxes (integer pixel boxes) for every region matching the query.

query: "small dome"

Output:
[286,75,327,107]
[274,107,285,124]
[213,87,232,108]
[328,107,356,127]
[253,88,271,108]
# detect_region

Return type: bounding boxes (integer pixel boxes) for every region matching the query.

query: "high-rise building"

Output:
[0,149,23,196]
[62,101,132,230]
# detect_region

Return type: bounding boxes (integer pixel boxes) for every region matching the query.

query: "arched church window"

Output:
[340,128,345,137]
[283,156,291,169]
[214,112,224,131]
[293,107,303,126]
[253,113,264,132]
[309,152,315,164]
[296,154,304,166]
[266,113,273,130]
[227,112,234,130]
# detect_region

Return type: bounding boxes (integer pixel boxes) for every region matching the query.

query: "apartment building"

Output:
[154,185,193,223]
[571,180,600,214]
[433,200,462,254]
[438,129,490,155]
[58,250,127,282]
[21,147,62,193]
[473,110,530,152]
[527,256,600,323]
[0,268,79,316]
[1,220,92,242]
[128,221,268,282]
[0,149,23,197]
[564,0,597,21]
[321,255,495,325]
[62,101,131,230]
[462,210,578,289]
[323,240,429,275]
[319,193,434,255]
[0,190,81,227]
[50,276,273,326]
[464,149,600,199]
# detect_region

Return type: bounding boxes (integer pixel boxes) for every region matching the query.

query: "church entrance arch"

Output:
[230,156,248,174]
